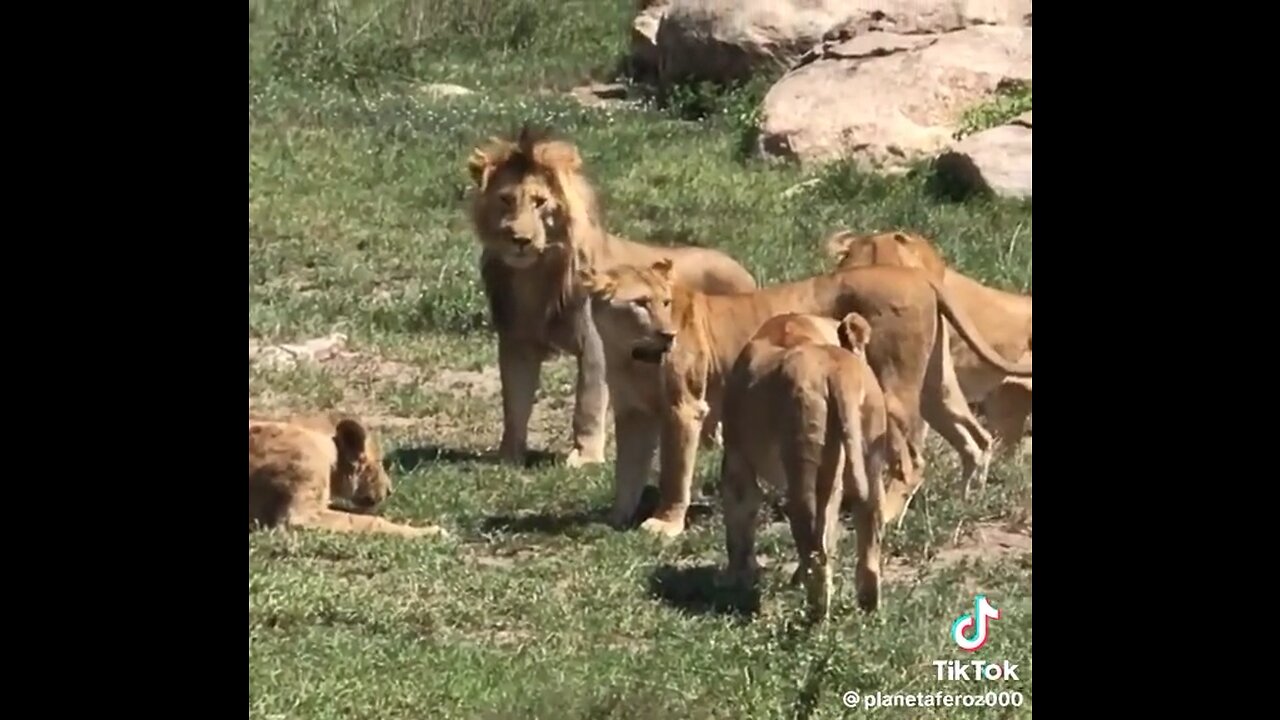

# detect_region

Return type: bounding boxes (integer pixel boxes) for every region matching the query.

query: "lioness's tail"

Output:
[827,365,872,511]
[928,278,1033,377]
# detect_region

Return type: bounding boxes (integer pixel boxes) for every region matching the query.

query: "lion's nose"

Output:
[512,235,532,248]
[658,331,676,346]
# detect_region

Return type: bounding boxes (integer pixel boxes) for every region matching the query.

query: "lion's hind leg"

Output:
[720,447,763,590]
[567,308,611,468]
[782,392,842,624]
[922,322,993,498]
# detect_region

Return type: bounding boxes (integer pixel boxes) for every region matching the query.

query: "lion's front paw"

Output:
[640,516,684,538]
[565,447,606,469]
[855,573,881,613]
[407,524,450,539]
[607,507,634,531]
[497,442,527,467]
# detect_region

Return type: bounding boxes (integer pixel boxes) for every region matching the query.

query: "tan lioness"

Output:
[581,259,1030,538]
[248,412,447,538]
[466,125,757,468]
[826,230,1033,475]
[720,311,900,622]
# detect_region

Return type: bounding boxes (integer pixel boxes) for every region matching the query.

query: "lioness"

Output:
[248,412,446,538]
[826,230,1033,470]
[467,125,757,468]
[720,311,897,622]
[582,260,1030,538]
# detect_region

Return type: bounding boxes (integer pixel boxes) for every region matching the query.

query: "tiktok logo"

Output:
[951,594,1001,652]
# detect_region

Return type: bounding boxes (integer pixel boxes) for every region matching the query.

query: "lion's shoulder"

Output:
[248,411,381,467]
[249,419,334,469]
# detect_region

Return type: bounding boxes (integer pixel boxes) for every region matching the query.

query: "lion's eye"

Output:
[633,298,649,308]
[532,196,547,209]
[662,298,671,308]
[499,194,515,207]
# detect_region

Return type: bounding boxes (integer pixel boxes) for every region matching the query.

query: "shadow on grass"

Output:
[475,486,723,538]
[385,445,561,472]
[647,563,760,619]
[476,486,660,538]
[479,508,604,536]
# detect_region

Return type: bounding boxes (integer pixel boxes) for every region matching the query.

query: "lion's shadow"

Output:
[647,563,760,620]
[476,486,664,538]
[474,485,725,539]
[384,445,561,472]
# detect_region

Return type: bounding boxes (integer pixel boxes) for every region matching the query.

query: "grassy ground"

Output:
[248,1,1033,717]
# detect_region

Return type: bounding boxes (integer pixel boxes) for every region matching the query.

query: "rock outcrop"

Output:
[756,24,1031,172]
[934,111,1032,199]
[649,0,1031,86]
[626,0,1033,180]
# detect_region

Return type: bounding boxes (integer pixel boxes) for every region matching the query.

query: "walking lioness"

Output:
[720,311,894,622]
[466,125,756,468]
[581,260,1030,538]
[826,229,1033,476]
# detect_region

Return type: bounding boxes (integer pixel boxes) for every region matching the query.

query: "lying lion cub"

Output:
[826,229,1032,478]
[582,258,1029,538]
[720,311,895,621]
[248,412,447,538]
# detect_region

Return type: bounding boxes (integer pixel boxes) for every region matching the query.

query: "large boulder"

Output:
[756,25,1032,172]
[650,0,1032,86]
[631,0,670,79]
[934,111,1032,199]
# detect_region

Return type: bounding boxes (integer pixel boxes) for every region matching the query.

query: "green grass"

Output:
[249,1,1033,717]
[955,80,1033,140]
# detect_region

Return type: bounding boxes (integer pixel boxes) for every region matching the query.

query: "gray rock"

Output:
[935,121,1032,199]
[631,1,670,78]
[757,25,1032,172]
[651,0,1032,86]
[417,83,476,98]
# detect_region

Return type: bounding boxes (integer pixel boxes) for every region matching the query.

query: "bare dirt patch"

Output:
[883,520,1031,586]
[426,366,501,400]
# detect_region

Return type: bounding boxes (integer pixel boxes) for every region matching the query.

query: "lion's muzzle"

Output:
[631,331,675,363]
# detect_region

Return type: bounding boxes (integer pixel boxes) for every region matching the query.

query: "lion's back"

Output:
[249,420,334,526]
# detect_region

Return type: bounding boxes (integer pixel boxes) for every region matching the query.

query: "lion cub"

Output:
[248,412,446,538]
[719,311,888,622]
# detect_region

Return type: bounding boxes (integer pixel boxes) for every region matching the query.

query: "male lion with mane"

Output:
[249,411,447,538]
[825,229,1033,488]
[720,311,897,622]
[467,125,757,468]
[582,259,1031,538]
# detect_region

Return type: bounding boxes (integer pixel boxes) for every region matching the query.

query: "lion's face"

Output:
[330,418,394,513]
[878,432,927,527]
[472,168,569,269]
[826,230,946,278]
[468,129,586,270]
[582,259,678,363]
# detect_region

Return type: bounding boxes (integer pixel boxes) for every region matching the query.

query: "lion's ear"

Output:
[468,148,495,189]
[533,140,583,174]
[579,269,615,298]
[892,232,913,244]
[468,138,513,190]
[650,257,674,280]
[837,311,872,354]
[333,417,368,459]
[824,230,858,260]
